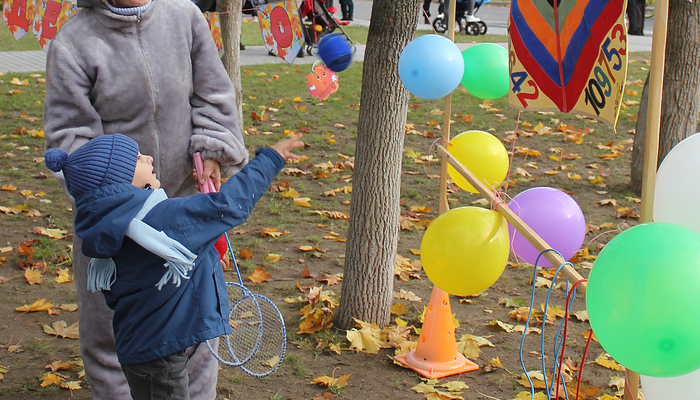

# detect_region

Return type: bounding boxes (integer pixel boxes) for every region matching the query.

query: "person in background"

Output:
[422,0,433,24]
[627,0,645,36]
[43,0,248,397]
[340,0,353,21]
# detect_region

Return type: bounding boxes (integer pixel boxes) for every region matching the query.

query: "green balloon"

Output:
[586,222,700,377]
[461,43,509,100]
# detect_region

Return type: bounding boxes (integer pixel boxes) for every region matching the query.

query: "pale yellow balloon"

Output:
[447,130,509,193]
[420,206,510,296]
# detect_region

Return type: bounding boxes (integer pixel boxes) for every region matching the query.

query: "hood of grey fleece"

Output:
[43,0,248,198]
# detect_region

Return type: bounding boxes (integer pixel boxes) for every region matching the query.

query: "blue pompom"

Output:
[317,34,353,72]
[44,148,68,172]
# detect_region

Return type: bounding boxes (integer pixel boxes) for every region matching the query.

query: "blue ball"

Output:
[318,34,353,72]
[398,35,465,100]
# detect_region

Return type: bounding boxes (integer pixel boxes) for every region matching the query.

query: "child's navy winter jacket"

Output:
[73,148,284,365]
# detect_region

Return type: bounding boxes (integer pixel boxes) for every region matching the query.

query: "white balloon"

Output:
[654,132,700,233]
[641,368,700,400]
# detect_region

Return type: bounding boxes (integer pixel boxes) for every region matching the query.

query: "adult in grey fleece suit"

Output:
[42,0,248,397]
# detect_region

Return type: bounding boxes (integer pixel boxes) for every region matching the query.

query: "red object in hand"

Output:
[214,235,228,259]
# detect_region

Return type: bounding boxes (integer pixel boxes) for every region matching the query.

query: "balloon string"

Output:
[554,278,587,400]
[503,110,522,197]
[576,329,595,400]
[580,222,630,253]
[421,8,439,34]
[426,137,457,196]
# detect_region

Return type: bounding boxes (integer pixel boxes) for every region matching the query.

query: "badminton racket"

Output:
[194,152,286,376]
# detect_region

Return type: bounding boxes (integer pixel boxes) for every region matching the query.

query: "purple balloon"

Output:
[508,187,586,267]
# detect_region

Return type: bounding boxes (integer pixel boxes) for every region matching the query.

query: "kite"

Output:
[508,0,628,129]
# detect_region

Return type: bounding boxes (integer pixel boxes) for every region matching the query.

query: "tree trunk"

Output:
[630,0,700,194]
[218,0,244,133]
[335,0,421,330]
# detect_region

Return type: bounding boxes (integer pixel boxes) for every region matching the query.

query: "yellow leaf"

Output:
[595,353,626,371]
[60,381,82,390]
[263,355,280,368]
[346,328,382,354]
[58,304,78,312]
[32,227,68,239]
[299,245,314,252]
[248,267,272,283]
[567,172,582,180]
[263,253,281,263]
[45,360,76,372]
[55,268,73,283]
[439,381,469,391]
[25,269,43,285]
[395,317,407,326]
[10,77,29,86]
[280,188,299,198]
[390,302,408,316]
[292,96,303,102]
[15,298,53,312]
[1,184,17,191]
[489,357,503,368]
[41,373,63,387]
[293,197,311,207]
[549,155,562,162]
[0,365,7,380]
[0,246,12,253]
[43,321,80,339]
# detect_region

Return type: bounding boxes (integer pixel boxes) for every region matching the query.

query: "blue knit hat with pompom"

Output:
[45,134,139,199]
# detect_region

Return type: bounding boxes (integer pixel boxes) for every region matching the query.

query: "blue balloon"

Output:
[398,35,465,100]
[318,34,353,72]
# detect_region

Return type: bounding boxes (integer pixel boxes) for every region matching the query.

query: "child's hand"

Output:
[271,133,304,162]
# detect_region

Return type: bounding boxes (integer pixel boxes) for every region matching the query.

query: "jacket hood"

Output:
[74,184,152,259]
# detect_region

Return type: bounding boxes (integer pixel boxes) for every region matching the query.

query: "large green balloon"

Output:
[461,43,509,100]
[586,222,700,377]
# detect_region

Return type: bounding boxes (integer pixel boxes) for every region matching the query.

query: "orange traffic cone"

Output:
[395,286,478,379]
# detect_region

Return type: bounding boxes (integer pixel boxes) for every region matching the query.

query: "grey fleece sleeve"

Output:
[188,12,249,179]
[43,39,104,155]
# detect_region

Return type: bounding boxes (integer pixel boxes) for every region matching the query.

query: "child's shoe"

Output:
[465,14,480,22]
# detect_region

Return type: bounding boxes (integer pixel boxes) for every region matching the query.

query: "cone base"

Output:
[394,350,478,379]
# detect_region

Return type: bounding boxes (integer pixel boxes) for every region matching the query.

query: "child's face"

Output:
[131,153,161,189]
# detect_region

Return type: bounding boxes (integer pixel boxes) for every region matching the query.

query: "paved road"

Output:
[0,1,654,73]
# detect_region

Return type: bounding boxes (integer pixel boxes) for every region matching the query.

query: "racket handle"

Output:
[193,152,217,194]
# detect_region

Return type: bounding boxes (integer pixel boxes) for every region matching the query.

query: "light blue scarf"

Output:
[86,189,198,292]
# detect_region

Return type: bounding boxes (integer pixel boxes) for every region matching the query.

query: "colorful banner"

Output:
[306,61,338,100]
[258,0,304,64]
[2,0,38,40]
[204,12,224,57]
[508,0,628,130]
[31,0,78,52]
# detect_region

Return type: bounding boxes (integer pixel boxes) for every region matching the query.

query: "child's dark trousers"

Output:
[122,350,190,400]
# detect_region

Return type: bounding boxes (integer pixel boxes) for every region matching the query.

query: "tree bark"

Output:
[630,0,700,194]
[335,0,421,330]
[218,0,244,133]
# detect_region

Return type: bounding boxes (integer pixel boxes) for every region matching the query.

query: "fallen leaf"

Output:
[41,373,63,387]
[248,267,272,284]
[15,298,53,312]
[43,321,80,339]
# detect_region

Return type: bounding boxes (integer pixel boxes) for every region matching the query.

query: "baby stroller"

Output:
[299,0,354,56]
[432,0,489,35]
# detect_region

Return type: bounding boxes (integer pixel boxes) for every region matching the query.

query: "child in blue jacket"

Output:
[44,133,303,400]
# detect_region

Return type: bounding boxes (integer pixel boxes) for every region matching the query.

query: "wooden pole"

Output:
[438,0,458,215]
[436,146,587,294]
[625,0,669,398]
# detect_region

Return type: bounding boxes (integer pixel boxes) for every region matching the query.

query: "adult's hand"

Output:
[200,159,222,191]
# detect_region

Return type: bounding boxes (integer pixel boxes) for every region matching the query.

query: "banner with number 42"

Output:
[508,0,628,131]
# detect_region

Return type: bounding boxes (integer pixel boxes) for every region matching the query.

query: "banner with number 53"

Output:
[508,0,628,131]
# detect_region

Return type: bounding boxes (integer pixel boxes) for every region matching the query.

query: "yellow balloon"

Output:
[420,207,510,296]
[447,130,509,193]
